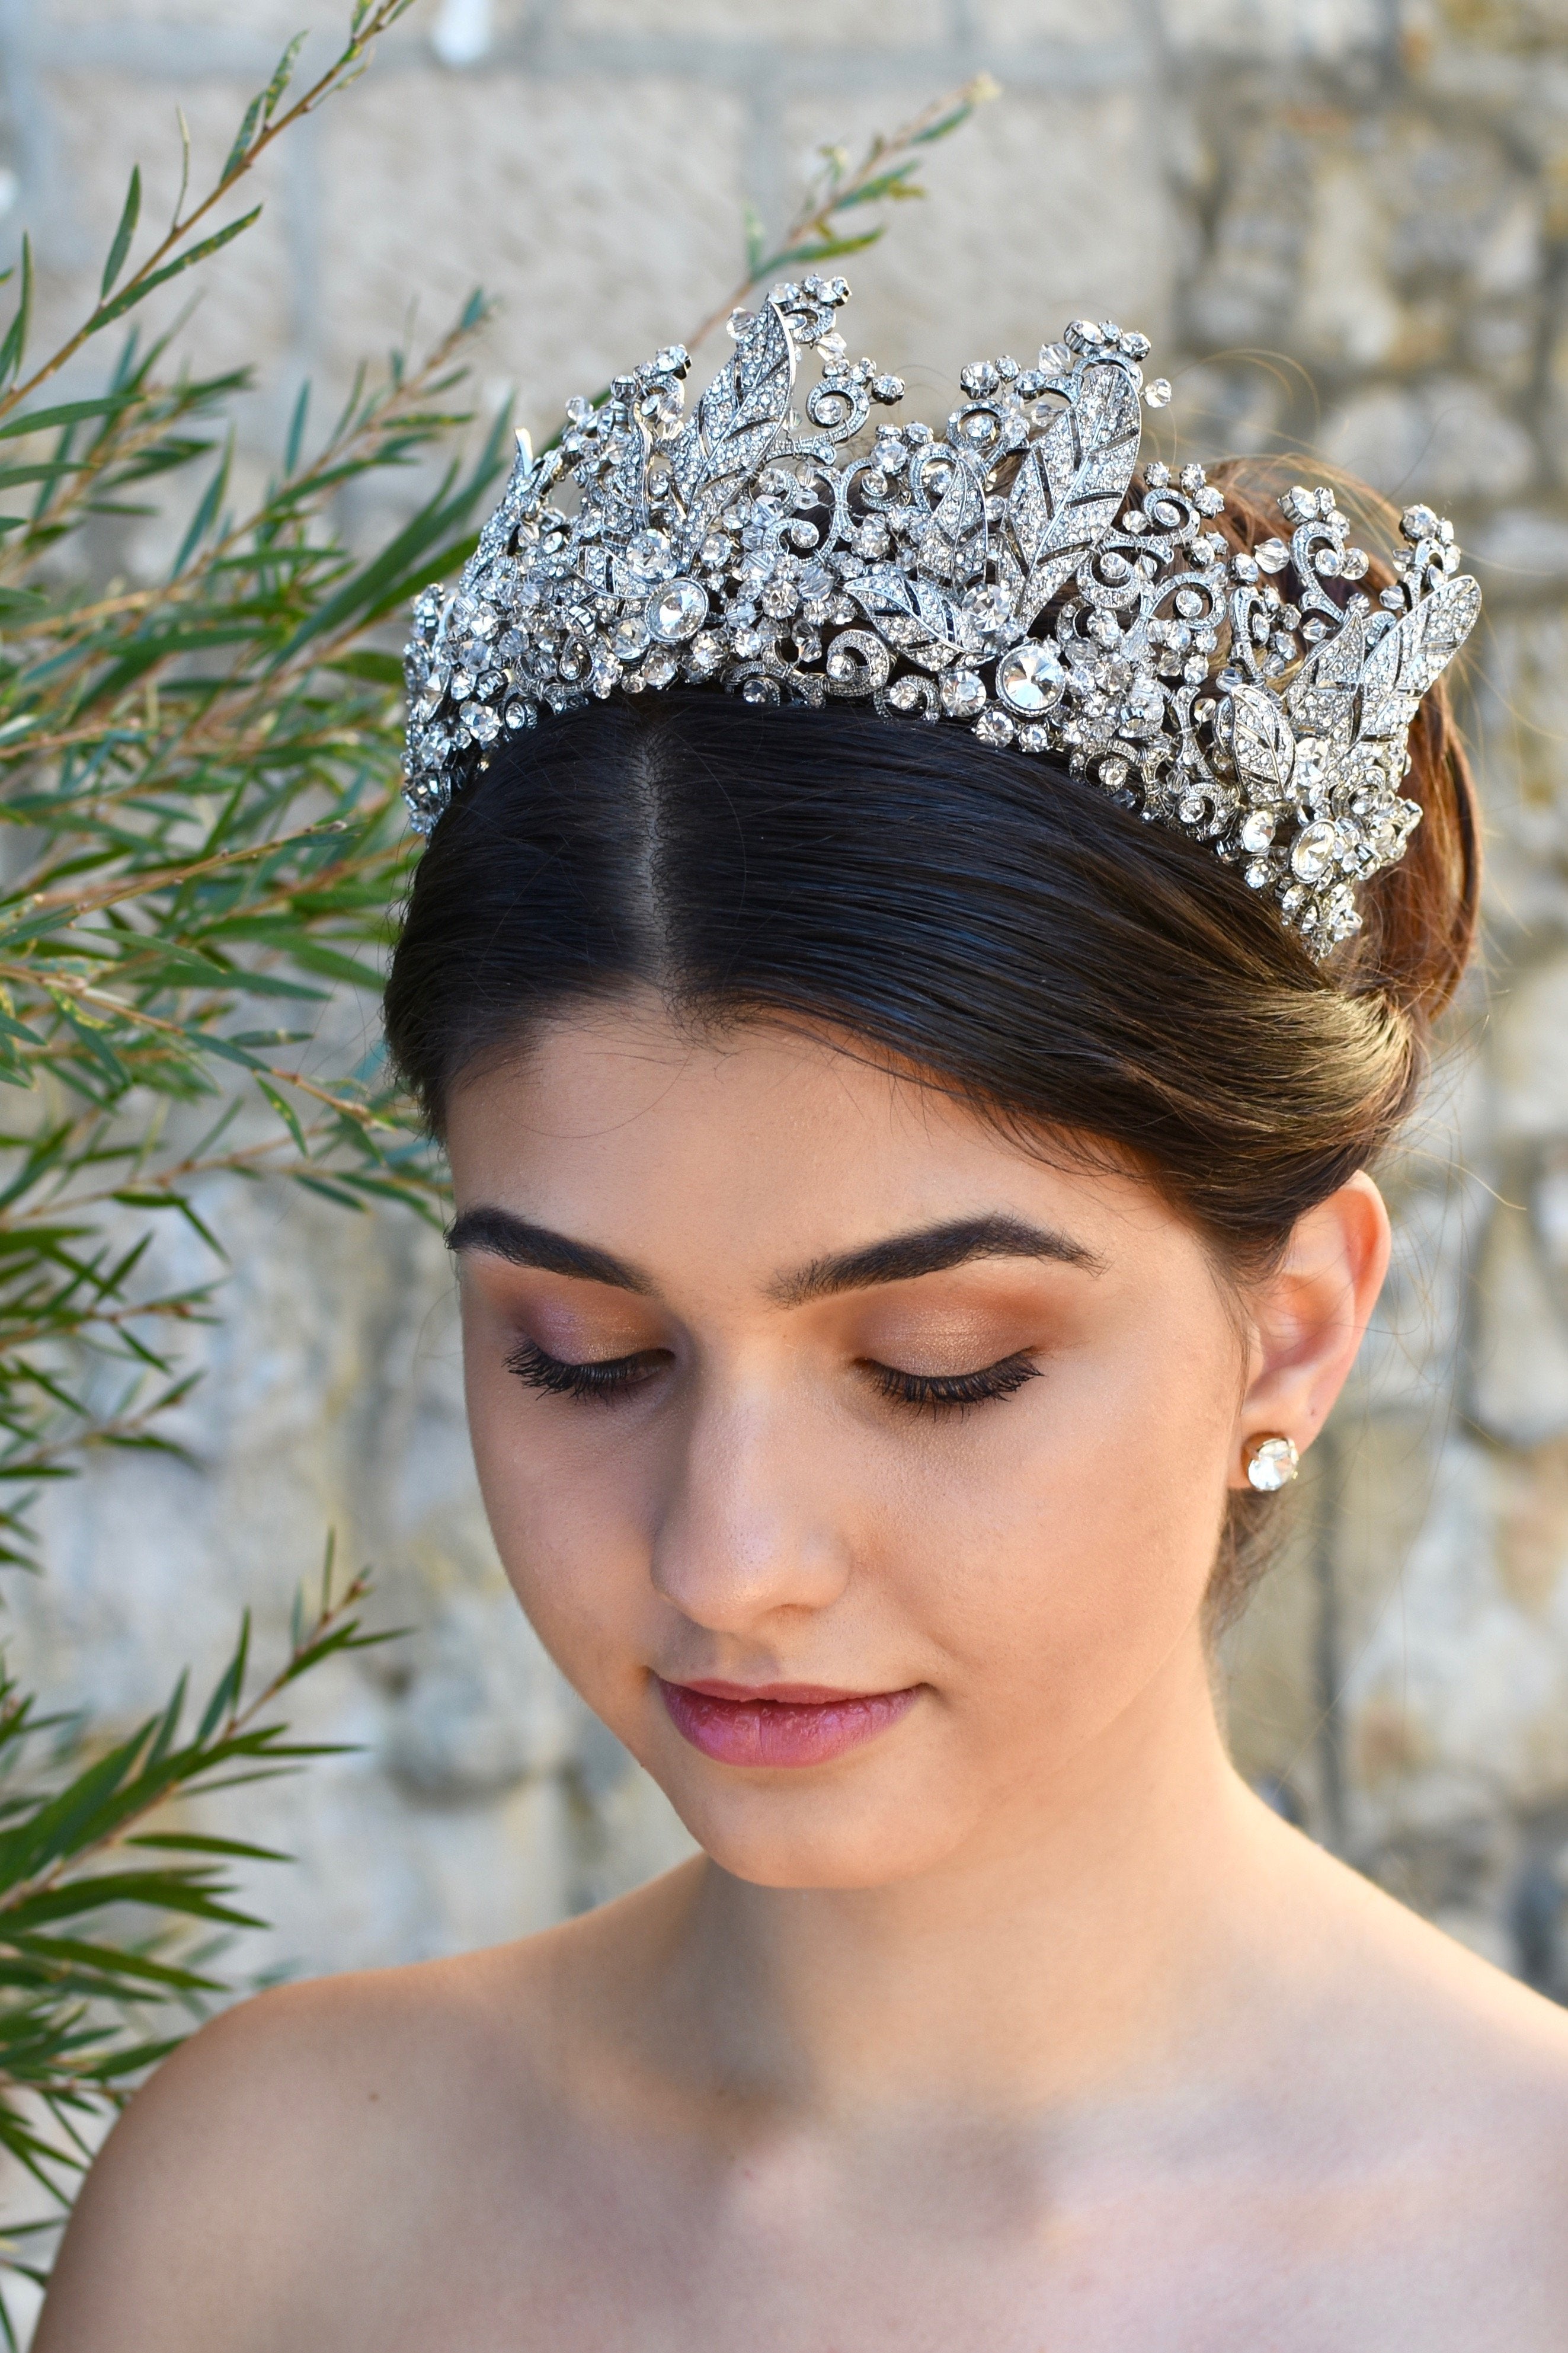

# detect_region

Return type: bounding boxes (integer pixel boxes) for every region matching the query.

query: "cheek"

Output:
[884,1306,1238,1737]
[461,1327,654,1706]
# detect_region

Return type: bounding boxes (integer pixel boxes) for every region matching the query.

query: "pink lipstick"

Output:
[656,1677,919,1768]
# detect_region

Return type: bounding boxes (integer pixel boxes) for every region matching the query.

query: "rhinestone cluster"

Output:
[402,282,1479,952]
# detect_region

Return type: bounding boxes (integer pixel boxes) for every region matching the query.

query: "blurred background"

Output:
[2,0,1567,2002]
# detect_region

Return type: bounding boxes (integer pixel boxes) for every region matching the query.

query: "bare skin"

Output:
[39,997,1568,2352]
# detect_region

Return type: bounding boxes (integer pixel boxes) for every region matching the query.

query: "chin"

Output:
[651,1764,970,1890]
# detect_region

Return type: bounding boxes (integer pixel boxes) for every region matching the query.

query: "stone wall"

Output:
[3,0,1568,2006]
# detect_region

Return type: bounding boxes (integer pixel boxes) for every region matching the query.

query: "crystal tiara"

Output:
[401,280,1480,951]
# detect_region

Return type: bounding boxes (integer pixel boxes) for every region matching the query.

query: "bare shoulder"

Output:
[33,1881,678,2353]
[1276,1822,1568,2240]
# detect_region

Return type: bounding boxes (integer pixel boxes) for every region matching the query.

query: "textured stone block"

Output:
[557,0,945,41]
[779,84,1175,393]
[1322,375,1535,501]
[1470,609,1568,945]
[318,69,748,437]
[1470,1198,1568,1447]
[967,0,1144,38]
[1492,949,1568,1143]
[40,0,341,29]
[1184,120,1310,348]
[1343,1435,1568,1827]
[1159,0,1384,59]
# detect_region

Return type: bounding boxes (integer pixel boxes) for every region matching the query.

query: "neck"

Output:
[648,1630,1294,2119]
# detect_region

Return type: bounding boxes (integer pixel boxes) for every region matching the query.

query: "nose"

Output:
[648,1381,852,1635]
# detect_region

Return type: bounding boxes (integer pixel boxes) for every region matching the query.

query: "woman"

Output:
[40,293,1568,2349]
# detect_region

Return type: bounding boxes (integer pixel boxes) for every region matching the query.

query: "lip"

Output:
[655,1676,919,1769]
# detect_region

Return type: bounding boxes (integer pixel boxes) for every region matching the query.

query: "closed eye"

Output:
[506,1338,671,1404]
[862,1352,1041,1415]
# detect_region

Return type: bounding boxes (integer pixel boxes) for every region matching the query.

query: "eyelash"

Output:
[505,1339,668,1405]
[505,1341,1041,1416]
[865,1354,1042,1415]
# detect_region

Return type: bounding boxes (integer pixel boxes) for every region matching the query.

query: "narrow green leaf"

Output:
[0,395,138,445]
[911,99,980,145]
[127,1832,291,1863]
[261,33,309,129]
[222,93,267,186]
[834,167,923,210]
[284,378,311,477]
[171,433,232,576]
[255,1078,307,1156]
[751,228,884,276]
[0,237,34,392]
[92,210,263,335]
[100,166,143,299]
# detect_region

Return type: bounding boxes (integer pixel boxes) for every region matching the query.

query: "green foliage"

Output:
[0,11,993,2319]
[0,1551,389,2328]
[711,78,999,362]
[0,5,502,1573]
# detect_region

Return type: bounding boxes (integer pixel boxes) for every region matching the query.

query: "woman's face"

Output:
[446,996,1346,1890]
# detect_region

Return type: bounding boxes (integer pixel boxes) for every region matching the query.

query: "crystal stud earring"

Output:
[1245,1434,1300,1492]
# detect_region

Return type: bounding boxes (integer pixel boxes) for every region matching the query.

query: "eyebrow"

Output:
[445,1206,1103,1302]
[767,1214,1104,1305]
[444,1207,651,1292]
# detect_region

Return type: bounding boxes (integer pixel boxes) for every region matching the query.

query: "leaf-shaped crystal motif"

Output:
[1356,573,1481,743]
[402,285,1481,956]
[1003,355,1143,626]
[1230,682,1297,807]
[667,302,796,548]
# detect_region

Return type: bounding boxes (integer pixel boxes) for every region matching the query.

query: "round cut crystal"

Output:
[1246,1436,1298,1492]
[1142,378,1172,408]
[622,529,677,586]
[974,708,1015,747]
[461,701,500,745]
[940,670,987,720]
[647,577,708,643]
[996,642,1066,715]
[1291,820,1339,883]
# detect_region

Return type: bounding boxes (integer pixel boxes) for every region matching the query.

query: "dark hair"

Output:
[385,469,1479,1619]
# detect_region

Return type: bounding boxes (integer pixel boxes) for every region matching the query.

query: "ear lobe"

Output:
[1228,1171,1392,1492]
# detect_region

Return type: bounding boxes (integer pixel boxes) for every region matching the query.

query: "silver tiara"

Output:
[401,280,1479,951]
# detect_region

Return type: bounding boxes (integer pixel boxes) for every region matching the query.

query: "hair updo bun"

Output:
[385,456,1479,1617]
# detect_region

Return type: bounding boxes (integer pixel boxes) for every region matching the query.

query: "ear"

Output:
[1228,1170,1391,1491]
